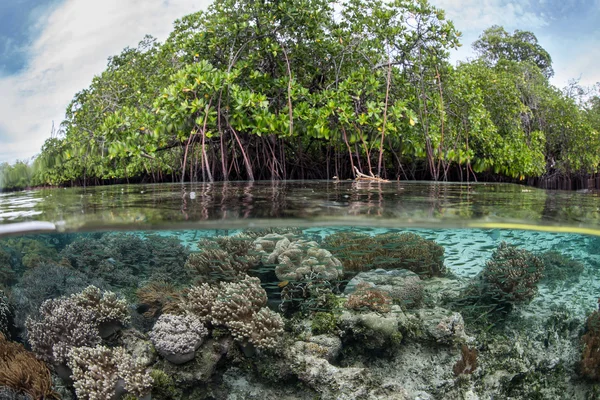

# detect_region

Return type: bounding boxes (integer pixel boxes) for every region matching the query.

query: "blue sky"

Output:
[0,0,598,163]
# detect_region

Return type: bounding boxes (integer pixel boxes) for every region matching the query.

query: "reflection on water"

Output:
[0,226,599,399]
[1,181,600,235]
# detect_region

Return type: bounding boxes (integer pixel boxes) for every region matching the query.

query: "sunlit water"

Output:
[1,182,600,399]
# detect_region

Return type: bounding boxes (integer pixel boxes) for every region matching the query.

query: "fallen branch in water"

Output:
[353,166,390,182]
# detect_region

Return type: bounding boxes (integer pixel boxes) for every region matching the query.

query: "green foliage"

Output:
[473,25,553,78]
[18,0,600,186]
[0,161,32,191]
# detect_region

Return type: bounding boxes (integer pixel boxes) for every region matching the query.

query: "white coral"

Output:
[150,313,208,364]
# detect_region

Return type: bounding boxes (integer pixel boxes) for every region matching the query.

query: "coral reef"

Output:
[345,269,424,309]
[0,247,16,287]
[345,282,392,313]
[254,234,343,282]
[26,286,129,364]
[311,312,338,335]
[181,275,284,352]
[150,313,208,364]
[10,262,106,335]
[60,233,190,287]
[372,232,446,278]
[0,333,59,399]
[481,242,545,304]
[322,232,378,276]
[68,345,152,400]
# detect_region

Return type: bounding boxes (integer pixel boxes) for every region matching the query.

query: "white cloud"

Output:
[0,0,210,163]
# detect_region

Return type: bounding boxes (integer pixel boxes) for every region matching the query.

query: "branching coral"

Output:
[186,233,260,282]
[26,286,130,365]
[254,234,343,281]
[481,242,544,303]
[149,313,208,364]
[68,345,152,400]
[0,333,59,399]
[345,282,392,313]
[181,274,284,352]
[136,281,182,318]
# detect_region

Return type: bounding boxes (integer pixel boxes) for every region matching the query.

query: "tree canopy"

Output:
[1,0,599,191]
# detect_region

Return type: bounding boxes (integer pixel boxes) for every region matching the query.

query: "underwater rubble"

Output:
[0,229,599,399]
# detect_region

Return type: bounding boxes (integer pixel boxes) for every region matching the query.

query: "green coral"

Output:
[311,312,338,335]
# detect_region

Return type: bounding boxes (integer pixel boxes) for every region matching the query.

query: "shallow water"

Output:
[1,182,600,399]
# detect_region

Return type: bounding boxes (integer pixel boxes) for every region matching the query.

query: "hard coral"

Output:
[0,333,59,399]
[68,345,152,400]
[150,313,208,364]
[345,282,392,313]
[481,242,544,303]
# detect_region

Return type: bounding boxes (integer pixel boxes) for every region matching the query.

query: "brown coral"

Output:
[0,333,59,399]
[345,282,392,313]
[482,242,544,303]
[453,344,478,376]
[323,232,378,276]
[136,281,183,318]
[373,232,446,278]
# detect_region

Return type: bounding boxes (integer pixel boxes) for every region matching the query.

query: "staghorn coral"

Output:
[254,234,343,282]
[68,345,152,400]
[245,308,284,351]
[0,236,59,270]
[345,282,392,313]
[373,232,446,278]
[453,344,478,376]
[149,313,208,364]
[136,281,182,318]
[481,242,544,304]
[0,333,59,400]
[26,286,129,365]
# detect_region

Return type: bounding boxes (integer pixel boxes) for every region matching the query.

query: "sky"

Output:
[0,0,598,164]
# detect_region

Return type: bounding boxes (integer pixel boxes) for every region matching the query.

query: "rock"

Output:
[416,307,470,344]
[307,334,343,362]
[339,310,403,350]
[421,276,469,306]
[345,269,424,309]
